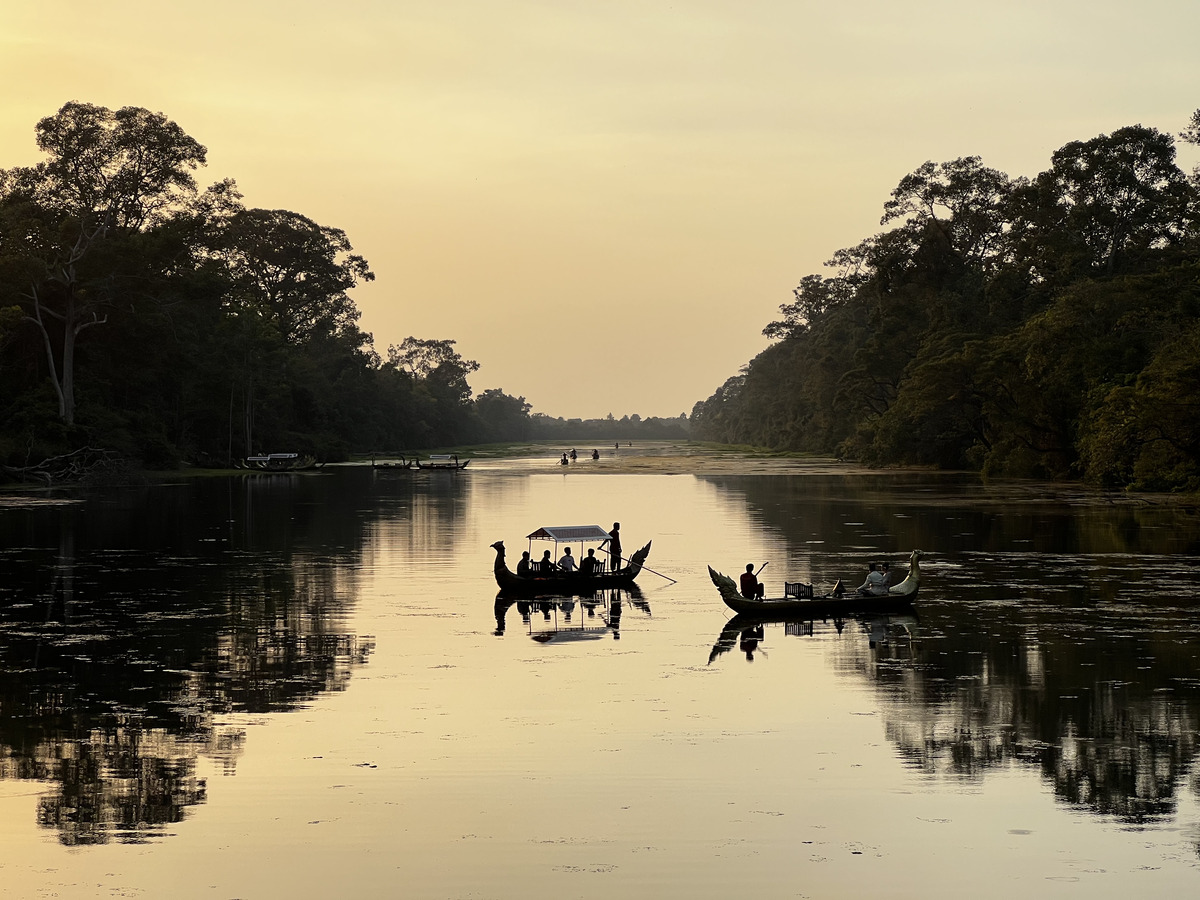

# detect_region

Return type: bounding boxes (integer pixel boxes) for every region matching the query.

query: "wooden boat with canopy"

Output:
[491,525,652,594]
[708,549,923,617]
[237,452,324,471]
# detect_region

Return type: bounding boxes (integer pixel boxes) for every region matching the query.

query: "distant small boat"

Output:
[237,453,324,472]
[708,549,923,617]
[371,457,414,470]
[415,454,470,470]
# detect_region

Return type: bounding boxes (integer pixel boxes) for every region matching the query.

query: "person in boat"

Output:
[740,564,765,599]
[538,549,557,573]
[570,448,577,461]
[880,561,893,588]
[591,449,599,460]
[857,562,887,595]
[580,548,599,575]
[608,522,622,570]
[558,546,578,573]
[516,551,532,577]
[560,453,569,466]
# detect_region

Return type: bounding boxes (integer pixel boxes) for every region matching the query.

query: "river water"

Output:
[2,451,1200,898]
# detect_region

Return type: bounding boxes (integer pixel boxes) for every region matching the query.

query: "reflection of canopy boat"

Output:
[493,587,641,641]
[415,454,469,470]
[490,526,652,594]
[237,453,324,471]
[708,549,923,617]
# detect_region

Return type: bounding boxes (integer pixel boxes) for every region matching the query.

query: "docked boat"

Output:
[415,454,469,470]
[490,525,652,594]
[371,456,413,470]
[708,549,923,617]
[237,453,324,471]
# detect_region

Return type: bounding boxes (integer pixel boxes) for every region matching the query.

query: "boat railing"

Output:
[784,581,814,600]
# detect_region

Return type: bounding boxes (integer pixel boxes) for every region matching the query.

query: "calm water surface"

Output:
[2,459,1200,898]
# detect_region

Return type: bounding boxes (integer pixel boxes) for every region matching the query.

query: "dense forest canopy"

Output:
[692,111,1200,491]
[0,102,685,477]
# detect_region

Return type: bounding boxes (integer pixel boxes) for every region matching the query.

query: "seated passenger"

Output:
[538,550,556,573]
[740,564,765,599]
[516,551,532,577]
[559,547,578,573]
[579,548,599,575]
[857,562,887,595]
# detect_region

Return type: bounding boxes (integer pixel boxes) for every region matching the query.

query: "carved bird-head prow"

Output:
[490,541,505,556]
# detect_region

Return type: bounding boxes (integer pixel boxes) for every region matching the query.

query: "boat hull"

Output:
[717,591,916,618]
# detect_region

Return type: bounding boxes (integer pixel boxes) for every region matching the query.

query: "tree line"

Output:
[691,112,1200,491]
[0,102,682,477]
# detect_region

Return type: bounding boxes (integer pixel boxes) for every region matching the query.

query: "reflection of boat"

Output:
[490,528,652,594]
[237,453,324,471]
[709,611,919,664]
[708,549,922,617]
[415,454,470,470]
[494,587,640,640]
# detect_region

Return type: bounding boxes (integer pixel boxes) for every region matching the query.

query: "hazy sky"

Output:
[3,1,1198,418]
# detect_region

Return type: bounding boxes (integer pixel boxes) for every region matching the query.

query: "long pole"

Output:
[597,546,677,584]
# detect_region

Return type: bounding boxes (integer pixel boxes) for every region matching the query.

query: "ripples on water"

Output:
[1,460,1199,897]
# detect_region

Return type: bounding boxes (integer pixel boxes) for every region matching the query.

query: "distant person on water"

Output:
[608,522,622,570]
[614,442,619,451]
[516,551,532,577]
[570,448,577,461]
[558,546,578,573]
[560,453,569,466]
[857,562,887,595]
[592,449,600,460]
[740,564,765,599]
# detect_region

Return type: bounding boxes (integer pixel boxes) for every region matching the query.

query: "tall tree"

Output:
[0,102,208,425]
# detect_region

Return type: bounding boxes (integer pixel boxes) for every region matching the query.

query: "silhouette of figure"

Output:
[740,563,765,599]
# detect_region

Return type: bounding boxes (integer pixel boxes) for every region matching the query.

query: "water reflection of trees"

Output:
[835,606,1200,828]
[0,475,375,844]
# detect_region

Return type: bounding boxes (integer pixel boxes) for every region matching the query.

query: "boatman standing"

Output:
[608,522,622,571]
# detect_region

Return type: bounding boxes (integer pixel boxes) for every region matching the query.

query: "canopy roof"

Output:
[526,525,612,543]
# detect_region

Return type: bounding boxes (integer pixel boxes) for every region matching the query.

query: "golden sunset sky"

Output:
[3,1,1198,419]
